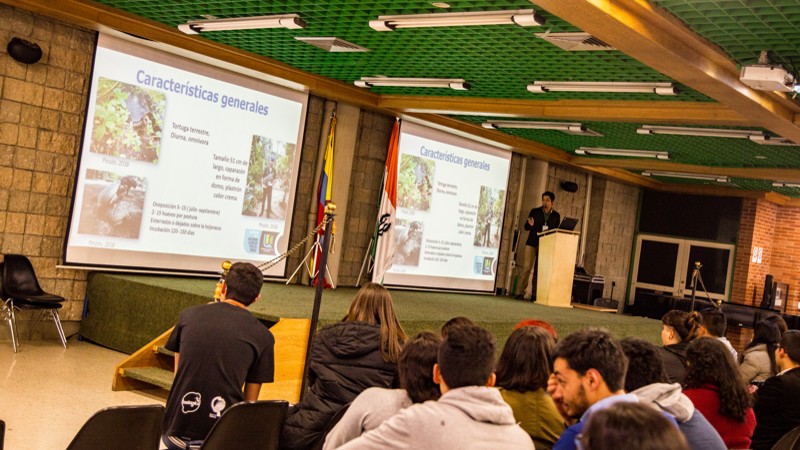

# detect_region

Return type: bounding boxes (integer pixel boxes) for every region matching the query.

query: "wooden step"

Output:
[121,366,173,390]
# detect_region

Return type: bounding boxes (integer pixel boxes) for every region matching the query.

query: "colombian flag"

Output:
[312,114,335,285]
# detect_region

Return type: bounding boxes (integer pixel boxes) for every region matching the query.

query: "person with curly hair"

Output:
[682,337,756,449]
[659,310,701,385]
[496,325,565,449]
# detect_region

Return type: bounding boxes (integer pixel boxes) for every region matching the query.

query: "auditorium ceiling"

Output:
[8,0,800,201]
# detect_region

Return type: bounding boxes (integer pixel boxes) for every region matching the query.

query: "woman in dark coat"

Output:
[280,283,407,450]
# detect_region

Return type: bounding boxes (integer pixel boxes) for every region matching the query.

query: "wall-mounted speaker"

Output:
[7,37,42,64]
[560,181,578,193]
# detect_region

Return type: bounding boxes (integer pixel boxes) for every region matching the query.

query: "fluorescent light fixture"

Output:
[773,181,800,188]
[642,171,729,183]
[527,81,678,96]
[178,14,306,34]
[637,125,766,140]
[354,77,470,90]
[748,135,798,146]
[482,120,602,136]
[370,9,545,31]
[576,147,669,160]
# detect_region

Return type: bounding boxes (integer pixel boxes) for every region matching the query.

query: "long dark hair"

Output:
[746,319,781,375]
[685,338,751,421]
[496,326,554,392]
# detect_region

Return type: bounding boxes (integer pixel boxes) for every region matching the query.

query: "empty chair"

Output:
[200,400,288,450]
[1,255,67,352]
[66,404,165,450]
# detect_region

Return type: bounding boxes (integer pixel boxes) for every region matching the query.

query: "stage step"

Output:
[121,367,173,390]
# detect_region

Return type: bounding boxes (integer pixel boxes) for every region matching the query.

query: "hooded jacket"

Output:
[633,383,726,450]
[738,343,775,383]
[281,321,398,450]
[335,386,534,450]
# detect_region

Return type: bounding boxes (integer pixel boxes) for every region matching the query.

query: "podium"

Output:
[536,229,580,307]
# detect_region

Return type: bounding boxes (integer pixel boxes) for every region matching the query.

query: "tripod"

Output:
[286,234,336,288]
[689,261,720,311]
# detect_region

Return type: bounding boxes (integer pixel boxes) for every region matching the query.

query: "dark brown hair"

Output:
[620,337,669,392]
[440,316,476,337]
[699,308,727,337]
[684,311,704,341]
[345,283,407,364]
[496,326,554,393]
[780,330,800,363]
[661,310,691,341]
[685,337,751,421]
[398,332,442,403]
[746,319,782,375]
[552,328,627,392]
[223,262,263,305]
[580,402,689,450]
[438,324,495,389]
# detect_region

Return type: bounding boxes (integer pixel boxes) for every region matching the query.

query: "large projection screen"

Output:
[65,34,308,276]
[376,122,512,292]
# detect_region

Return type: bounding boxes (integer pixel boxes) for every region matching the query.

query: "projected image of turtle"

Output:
[394,218,424,266]
[242,135,296,220]
[473,186,505,248]
[90,77,165,163]
[397,154,435,211]
[77,169,146,239]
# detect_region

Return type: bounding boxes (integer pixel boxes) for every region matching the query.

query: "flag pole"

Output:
[300,202,335,399]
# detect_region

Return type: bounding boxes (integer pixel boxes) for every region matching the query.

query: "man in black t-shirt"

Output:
[516,191,560,300]
[162,262,275,450]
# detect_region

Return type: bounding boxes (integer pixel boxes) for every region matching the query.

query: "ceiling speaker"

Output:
[7,37,42,64]
[560,181,579,193]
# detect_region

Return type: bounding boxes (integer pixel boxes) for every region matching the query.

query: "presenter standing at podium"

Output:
[517,191,560,300]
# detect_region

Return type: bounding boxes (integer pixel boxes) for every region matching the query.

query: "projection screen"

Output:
[65,34,308,276]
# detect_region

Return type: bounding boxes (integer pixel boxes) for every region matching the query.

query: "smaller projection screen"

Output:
[65,34,308,275]
[375,122,512,292]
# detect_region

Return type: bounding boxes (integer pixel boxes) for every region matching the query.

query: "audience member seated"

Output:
[514,318,558,341]
[161,262,275,450]
[322,331,442,449]
[281,283,407,450]
[659,310,698,385]
[739,318,781,385]
[619,337,726,450]
[682,337,756,449]
[764,313,788,335]
[334,324,533,450]
[698,308,738,360]
[548,328,637,450]
[577,402,689,450]
[439,316,475,337]
[751,330,800,450]
[495,325,565,450]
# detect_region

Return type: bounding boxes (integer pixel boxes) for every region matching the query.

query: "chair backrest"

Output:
[66,404,165,450]
[200,400,288,450]
[310,403,351,450]
[772,425,800,450]
[2,254,44,297]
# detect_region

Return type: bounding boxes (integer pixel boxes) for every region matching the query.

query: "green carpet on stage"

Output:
[80,273,661,354]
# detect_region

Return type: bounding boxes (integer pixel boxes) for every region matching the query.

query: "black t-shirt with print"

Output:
[163,301,275,442]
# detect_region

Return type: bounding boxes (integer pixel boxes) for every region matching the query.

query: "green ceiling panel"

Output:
[654,0,800,66]
[94,0,712,101]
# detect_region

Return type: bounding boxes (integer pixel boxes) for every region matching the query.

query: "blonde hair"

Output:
[345,283,407,363]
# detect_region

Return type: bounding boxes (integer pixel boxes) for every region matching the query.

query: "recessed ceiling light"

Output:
[432,2,451,8]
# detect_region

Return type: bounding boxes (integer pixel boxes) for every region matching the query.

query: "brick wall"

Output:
[337,111,394,286]
[0,5,94,320]
[769,205,800,315]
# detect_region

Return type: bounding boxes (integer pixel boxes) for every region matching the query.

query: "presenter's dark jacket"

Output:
[751,367,800,450]
[280,321,398,450]
[524,207,561,247]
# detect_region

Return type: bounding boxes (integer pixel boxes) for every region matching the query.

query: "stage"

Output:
[80,273,661,354]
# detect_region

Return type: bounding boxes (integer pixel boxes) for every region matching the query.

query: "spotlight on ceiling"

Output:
[369,9,545,31]
[354,77,470,90]
[178,14,306,34]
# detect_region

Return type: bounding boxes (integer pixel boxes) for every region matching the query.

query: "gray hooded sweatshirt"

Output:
[335,386,534,450]
[633,382,726,450]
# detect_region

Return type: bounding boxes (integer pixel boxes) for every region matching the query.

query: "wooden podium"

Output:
[536,229,580,307]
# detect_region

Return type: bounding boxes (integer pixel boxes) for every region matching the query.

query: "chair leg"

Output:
[2,299,19,353]
[50,310,67,348]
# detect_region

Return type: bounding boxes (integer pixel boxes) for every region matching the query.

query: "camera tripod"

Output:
[689,261,721,311]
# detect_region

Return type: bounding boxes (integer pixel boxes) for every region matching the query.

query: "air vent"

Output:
[294,37,369,52]
[535,32,615,51]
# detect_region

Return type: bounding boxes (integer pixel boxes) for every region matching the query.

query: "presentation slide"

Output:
[378,122,511,292]
[65,34,308,275]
